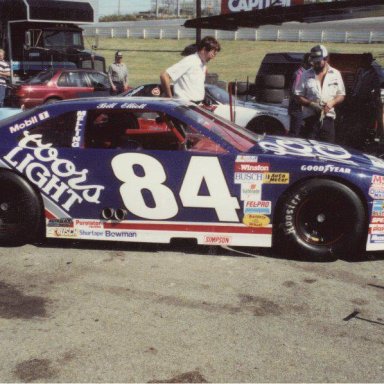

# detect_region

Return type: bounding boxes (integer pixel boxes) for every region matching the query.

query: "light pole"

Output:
[196,0,201,44]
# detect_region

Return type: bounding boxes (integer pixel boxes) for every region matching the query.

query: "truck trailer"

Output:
[0,0,105,83]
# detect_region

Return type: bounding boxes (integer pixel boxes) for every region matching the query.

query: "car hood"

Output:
[232,99,287,113]
[252,135,384,171]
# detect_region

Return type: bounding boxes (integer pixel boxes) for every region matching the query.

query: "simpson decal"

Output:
[203,235,231,244]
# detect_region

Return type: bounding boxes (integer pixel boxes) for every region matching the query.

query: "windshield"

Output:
[43,30,83,48]
[175,105,260,152]
[26,70,55,85]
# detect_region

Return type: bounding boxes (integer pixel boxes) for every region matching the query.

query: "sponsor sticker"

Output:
[263,173,289,184]
[369,186,384,199]
[234,172,263,184]
[243,214,270,227]
[151,87,161,96]
[371,217,384,224]
[234,162,270,173]
[47,218,73,227]
[241,183,262,201]
[370,234,384,243]
[52,227,78,238]
[9,111,50,134]
[4,132,104,211]
[372,175,384,184]
[74,219,104,229]
[371,225,384,234]
[203,235,231,245]
[300,164,351,174]
[372,200,384,216]
[236,155,258,163]
[79,229,104,237]
[105,230,137,238]
[244,200,271,215]
[72,111,86,148]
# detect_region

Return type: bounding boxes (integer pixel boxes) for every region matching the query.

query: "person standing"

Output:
[295,45,345,143]
[108,51,129,95]
[288,53,311,137]
[0,49,10,107]
[160,36,221,103]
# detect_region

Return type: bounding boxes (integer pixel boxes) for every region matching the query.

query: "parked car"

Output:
[123,83,290,135]
[0,96,384,261]
[9,68,111,108]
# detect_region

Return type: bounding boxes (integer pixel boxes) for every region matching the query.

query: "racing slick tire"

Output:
[263,74,285,89]
[246,116,286,136]
[261,89,286,104]
[274,179,367,261]
[0,170,44,246]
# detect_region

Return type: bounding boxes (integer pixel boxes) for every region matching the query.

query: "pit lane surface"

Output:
[0,242,383,382]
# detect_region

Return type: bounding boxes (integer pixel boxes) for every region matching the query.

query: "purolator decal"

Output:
[3,132,104,211]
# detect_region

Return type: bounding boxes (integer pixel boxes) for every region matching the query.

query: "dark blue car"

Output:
[0,96,383,261]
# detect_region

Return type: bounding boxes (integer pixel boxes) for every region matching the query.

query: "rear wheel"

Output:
[0,171,43,246]
[274,179,367,261]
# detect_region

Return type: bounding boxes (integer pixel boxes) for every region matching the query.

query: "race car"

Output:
[0,96,383,261]
[123,84,290,135]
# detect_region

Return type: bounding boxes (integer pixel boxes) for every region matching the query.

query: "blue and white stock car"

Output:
[0,97,384,261]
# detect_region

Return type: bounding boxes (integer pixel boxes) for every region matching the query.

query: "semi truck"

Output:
[0,0,105,84]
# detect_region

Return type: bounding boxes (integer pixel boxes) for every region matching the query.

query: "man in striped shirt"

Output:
[0,49,10,107]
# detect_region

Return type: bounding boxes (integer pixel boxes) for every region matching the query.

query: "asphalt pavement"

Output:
[0,241,383,382]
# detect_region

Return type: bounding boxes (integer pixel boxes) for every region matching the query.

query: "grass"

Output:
[85,37,384,87]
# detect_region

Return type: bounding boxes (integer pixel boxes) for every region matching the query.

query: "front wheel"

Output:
[274,179,367,261]
[0,171,43,246]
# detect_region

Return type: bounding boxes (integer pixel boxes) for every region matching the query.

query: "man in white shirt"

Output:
[294,45,345,143]
[160,36,221,103]
[0,49,10,107]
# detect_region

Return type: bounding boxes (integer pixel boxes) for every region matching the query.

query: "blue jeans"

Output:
[0,85,6,107]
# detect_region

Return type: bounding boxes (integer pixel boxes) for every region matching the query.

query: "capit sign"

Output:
[221,0,303,14]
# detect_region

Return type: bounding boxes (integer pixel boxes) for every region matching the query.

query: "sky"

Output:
[98,0,151,17]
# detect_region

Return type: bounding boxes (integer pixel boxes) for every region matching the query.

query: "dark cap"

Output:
[115,51,123,57]
[310,45,328,62]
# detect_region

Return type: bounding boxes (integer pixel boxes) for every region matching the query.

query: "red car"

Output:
[10,68,111,108]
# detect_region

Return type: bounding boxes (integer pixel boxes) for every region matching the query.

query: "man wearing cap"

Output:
[160,36,221,103]
[108,51,129,95]
[294,45,345,143]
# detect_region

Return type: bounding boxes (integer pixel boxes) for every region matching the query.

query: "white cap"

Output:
[310,45,328,62]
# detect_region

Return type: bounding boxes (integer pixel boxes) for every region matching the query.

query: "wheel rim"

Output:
[295,190,354,246]
[0,187,24,233]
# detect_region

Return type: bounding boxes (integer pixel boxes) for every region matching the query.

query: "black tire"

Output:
[261,89,286,103]
[0,171,43,246]
[246,116,286,135]
[263,74,285,89]
[274,179,367,261]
